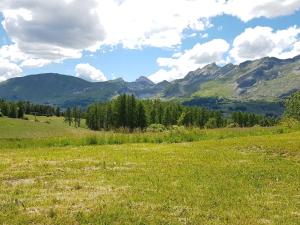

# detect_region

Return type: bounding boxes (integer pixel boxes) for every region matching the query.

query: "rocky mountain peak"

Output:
[135,76,154,85]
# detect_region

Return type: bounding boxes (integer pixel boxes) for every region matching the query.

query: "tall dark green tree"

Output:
[55,107,61,117]
[64,107,73,126]
[8,103,17,118]
[127,95,137,131]
[137,102,147,130]
[17,104,25,118]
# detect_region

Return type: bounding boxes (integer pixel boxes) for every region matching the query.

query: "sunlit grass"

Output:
[0,116,299,224]
[0,115,295,149]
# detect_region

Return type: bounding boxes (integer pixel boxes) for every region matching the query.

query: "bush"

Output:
[85,136,98,145]
[146,124,166,132]
[276,128,284,134]
[284,91,300,120]
[169,125,185,131]
[205,118,218,129]
[226,123,239,128]
[279,118,300,129]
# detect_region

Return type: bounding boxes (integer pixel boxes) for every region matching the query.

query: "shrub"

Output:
[284,91,300,120]
[276,128,284,134]
[86,136,98,145]
[226,123,239,128]
[146,124,166,132]
[279,118,300,129]
[205,118,218,129]
[170,125,186,131]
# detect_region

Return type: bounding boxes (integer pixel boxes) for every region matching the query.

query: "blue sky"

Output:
[0,0,300,83]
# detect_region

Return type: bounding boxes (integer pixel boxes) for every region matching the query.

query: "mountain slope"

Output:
[0,55,299,109]
[0,73,168,107]
[191,55,300,100]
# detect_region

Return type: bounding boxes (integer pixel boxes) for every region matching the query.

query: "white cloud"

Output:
[230,26,300,63]
[75,63,107,82]
[96,0,224,49]
[0,0,299,57]
[0,59,22,82]
[0,0,105,66]
[20,59,51,68]
[96,0,300,49]
[148,39,230,83]
[225,0,300,22]
[0,0,300,79]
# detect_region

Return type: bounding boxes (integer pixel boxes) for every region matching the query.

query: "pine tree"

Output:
[17,105,25,118]
[64,107,73,126]
[55,107,61,117]
[163,107,172,126]
[127,95,137,131]
[137,102,147,130]
[8,103,17,118]
[149,106,156,125]
[1,102,9,116]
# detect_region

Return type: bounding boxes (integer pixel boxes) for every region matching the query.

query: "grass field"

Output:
[0,116,299,224]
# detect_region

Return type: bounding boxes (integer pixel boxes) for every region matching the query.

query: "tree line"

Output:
[231,111,276,127]
[85,94,274,131]
[0,99,61,118]
[0,95,278,130]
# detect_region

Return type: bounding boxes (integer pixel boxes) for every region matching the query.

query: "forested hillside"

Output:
[0,55,299,115]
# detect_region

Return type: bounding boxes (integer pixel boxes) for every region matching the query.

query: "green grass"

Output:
[0,115,90,139]
[0,116,295,149]
[246,72,300,101]
[0,116,299,224]
[192,79,237,99]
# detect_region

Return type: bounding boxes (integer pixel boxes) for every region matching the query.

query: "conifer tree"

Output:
[137,102,147,130]
[64,107,73,126]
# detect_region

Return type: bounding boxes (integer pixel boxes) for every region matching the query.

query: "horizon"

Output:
[2,53,300,84]
[1,1,300,83]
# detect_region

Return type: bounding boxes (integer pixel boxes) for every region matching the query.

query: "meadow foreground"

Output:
[0,117,299,224]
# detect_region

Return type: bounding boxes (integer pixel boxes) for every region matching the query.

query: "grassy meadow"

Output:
[0,116,299,224]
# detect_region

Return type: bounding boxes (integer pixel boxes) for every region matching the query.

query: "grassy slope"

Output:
[0,116,292,148]
[246,72,300,100]
[192,79,237,99]
[0,115,91,139]
[193,62,300,101]
[0,117,299,224]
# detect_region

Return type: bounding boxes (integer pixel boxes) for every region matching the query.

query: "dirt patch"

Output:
[6,178,35,186]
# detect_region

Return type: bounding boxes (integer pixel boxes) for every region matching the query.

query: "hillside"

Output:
[166,55,300,100]
[0,55,299,112]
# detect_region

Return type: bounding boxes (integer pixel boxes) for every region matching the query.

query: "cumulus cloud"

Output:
[0,0,105,66]
[1,0,300,80]
[0,0,299,56]
[225,0,300,22]
[75,63,107,82]
[0,59,22,82]
[230,26,300,63]
[148,39,230,83]
[96,0,223,49]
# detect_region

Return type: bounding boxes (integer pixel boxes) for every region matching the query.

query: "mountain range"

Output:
[1,55,300,115]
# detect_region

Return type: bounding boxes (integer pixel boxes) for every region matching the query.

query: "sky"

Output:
[0,0,300,83]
